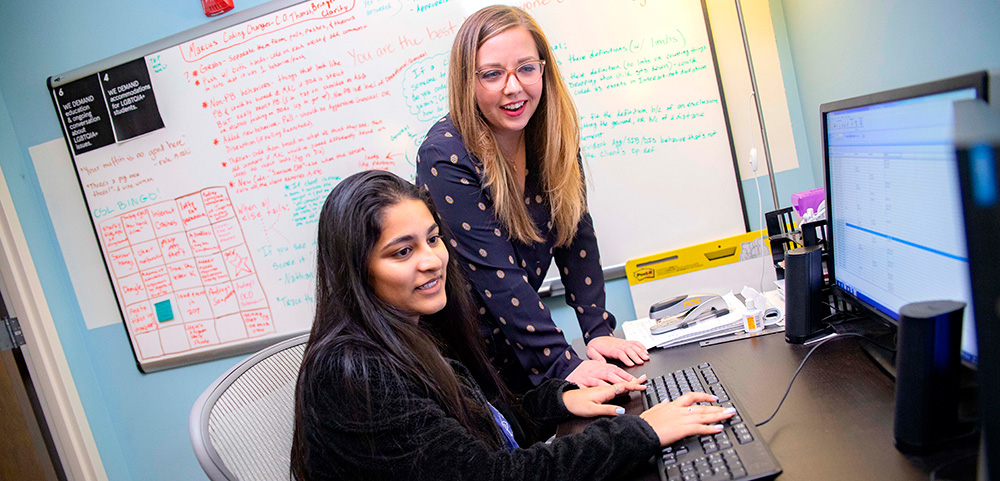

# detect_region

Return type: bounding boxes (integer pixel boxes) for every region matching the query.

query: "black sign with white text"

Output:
[100,58,165,141]
[54,74,114,155]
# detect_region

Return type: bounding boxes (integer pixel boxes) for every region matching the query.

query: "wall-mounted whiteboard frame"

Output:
[47,0,748,371]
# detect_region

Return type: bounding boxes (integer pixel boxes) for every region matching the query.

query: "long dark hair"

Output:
[290,170,513,480]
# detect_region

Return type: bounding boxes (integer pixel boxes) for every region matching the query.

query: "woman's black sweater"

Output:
[296,347,660,480]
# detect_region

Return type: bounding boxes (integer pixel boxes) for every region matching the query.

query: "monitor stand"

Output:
[839,315,898,379]
[861,341,897,380]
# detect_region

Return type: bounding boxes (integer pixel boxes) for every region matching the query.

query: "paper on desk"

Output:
[762,289,785,326]
[741,286,784,326]
[622,292,747,350]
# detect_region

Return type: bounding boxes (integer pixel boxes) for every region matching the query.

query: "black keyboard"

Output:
[642,362,782,481]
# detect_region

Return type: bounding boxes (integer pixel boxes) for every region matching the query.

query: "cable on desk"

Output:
[755,333,882,427]
[821,311,862,325]
[830,323,896,352]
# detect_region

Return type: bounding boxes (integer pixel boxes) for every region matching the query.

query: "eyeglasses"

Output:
[474,60,546,91]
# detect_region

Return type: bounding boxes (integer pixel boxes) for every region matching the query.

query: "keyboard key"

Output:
[700,473,729,481]
[730,468,747,479]
[666,465,682,481]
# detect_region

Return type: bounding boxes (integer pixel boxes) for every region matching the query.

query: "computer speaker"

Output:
[784,245,826,344]
[893,300,965,454]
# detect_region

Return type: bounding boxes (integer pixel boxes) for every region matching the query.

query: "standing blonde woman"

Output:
[416,5,648,392]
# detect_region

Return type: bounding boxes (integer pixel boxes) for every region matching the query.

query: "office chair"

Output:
[190,334,309,481]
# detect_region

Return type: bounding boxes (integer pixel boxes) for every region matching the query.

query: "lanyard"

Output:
[487,402,519,452]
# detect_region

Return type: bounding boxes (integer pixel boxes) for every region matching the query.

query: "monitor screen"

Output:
[822,73,987,366]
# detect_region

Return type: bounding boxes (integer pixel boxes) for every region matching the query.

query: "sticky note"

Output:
[155,300,174,322]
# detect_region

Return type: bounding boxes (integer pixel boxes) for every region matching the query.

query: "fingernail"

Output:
[710,395,719,401]
[638,374,647,380]
[723,407,737,415]
[713,424,725,431]
[615,407,626,415]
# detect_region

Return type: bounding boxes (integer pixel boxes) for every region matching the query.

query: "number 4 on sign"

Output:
[104,74,109,81]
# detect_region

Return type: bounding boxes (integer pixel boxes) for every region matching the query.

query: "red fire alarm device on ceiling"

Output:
[202,0,234,16]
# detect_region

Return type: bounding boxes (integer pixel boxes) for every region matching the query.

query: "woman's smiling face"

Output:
[368,199,449,322]
[474,27,544,143]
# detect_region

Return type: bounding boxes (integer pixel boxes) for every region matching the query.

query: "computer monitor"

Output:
[955,99,999,481]
[821,71,989,368]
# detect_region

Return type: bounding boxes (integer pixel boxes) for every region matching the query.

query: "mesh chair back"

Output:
[190,334,308,481]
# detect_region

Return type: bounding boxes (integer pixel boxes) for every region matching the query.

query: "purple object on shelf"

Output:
[791,188,825,217]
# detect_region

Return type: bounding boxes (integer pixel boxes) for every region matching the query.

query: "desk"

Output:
[562,332,976,480]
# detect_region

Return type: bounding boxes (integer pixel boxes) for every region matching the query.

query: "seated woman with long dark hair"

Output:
[290,170,733,480]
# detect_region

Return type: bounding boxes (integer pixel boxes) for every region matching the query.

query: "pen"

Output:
[675,308,731,330]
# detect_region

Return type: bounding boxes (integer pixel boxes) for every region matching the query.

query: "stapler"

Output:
[649,294,730,335]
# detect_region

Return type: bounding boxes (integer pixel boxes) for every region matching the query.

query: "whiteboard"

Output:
[48,0,747,371]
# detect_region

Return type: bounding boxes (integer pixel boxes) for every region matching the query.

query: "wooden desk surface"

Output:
[565,332,976,480]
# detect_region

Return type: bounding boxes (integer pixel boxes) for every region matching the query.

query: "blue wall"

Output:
[777,0,1000,188]
[1,1,998,480]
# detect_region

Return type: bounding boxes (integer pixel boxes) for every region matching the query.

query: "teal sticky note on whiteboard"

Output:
[154,300,174,322]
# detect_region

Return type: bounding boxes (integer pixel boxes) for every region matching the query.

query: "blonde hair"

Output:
[448,5,585,247]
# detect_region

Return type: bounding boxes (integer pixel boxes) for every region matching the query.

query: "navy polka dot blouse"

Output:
[416,115,616,389]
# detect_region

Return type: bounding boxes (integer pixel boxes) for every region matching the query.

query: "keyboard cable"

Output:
[755,332,894,427]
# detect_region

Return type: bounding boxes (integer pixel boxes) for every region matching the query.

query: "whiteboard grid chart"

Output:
[49,0,746,371]
[102,187,275,361]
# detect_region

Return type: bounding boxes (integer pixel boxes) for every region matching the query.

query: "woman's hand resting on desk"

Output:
[640,392,734,446]
[586,335,650,367]
[566,359,635,387]
[565,336,650,387]
[562,375,648,417]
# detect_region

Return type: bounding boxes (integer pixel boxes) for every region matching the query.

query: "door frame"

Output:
[0,165,106,481]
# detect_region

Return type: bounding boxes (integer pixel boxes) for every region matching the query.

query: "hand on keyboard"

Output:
[639,392,734,446]
[643,363,782,481]
[562,374,649,418]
